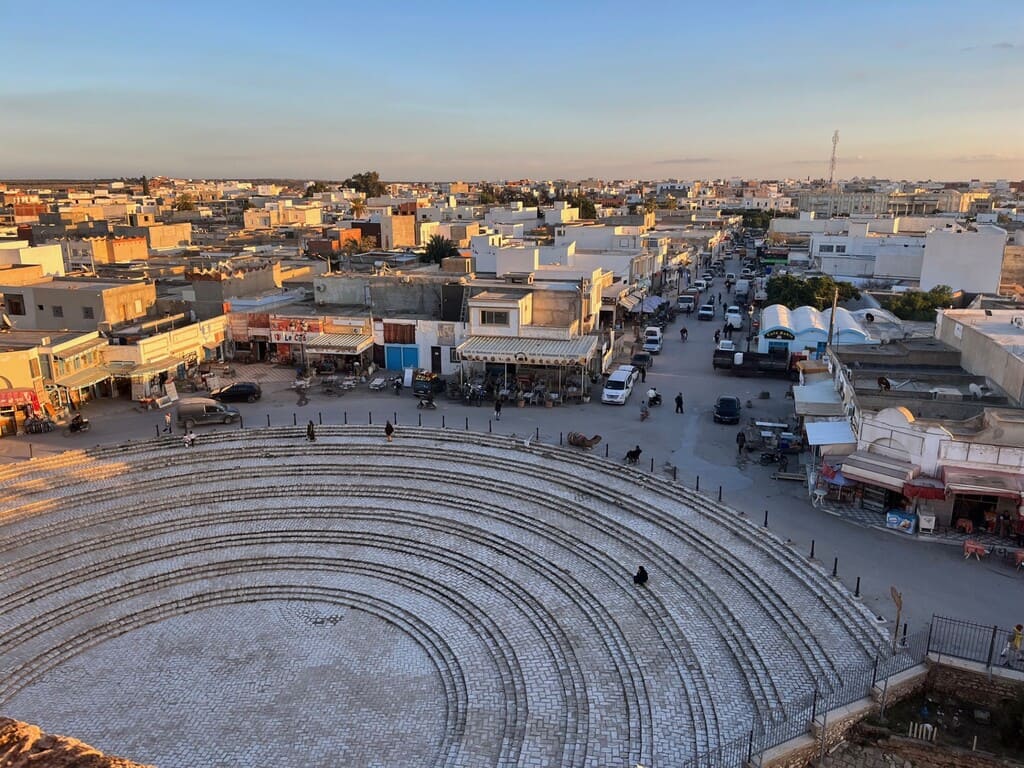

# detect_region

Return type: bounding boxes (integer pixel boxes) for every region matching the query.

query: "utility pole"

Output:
[828,130,840,188]
[825,286,839,348]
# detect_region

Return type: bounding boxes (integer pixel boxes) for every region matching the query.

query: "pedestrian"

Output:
[736,430,746,454]
[714,330,721,345]
[1001,624,1023,665]
[385,420,394,443]
[163,412,172,433]
[675,392,684,414]
[633,566,648,586]
[718,292,722,305]
[306,420,316,442]
[183,430,195,448]
[640,366,647,383]
[494,399,502,421]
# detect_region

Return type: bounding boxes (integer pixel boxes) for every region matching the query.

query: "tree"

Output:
[424,234,460,264]
[343,171,386,198]
[765,274,861,310]
[882,285,954,321]
[350,199,367,219]
[304,181,330,198]
[341,236,378,256]
[478,186,498,205]
[576,196,597,219]
[174,193,195,212]
[141,175,149,196]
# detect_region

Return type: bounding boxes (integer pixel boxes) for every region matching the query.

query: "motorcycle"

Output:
[640,404,650,422]
[646,391,662,407]
[760,451,790,472]
[417,396,437,410]
[390,376,403,395]
[62,417,91,436]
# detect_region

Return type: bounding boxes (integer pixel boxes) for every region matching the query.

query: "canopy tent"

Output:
[304,333,374,356]
[793,381,844,417]
[53,368,112,391]
[840,451,919,493]
[618,294,640,312]
[627,296,668,315]
[457,335,599,366]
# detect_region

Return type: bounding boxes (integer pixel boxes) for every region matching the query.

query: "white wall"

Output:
[920,225,1006,292]
[0,242,65,276]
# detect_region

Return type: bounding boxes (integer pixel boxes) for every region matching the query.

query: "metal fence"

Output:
[928,614,1021,669]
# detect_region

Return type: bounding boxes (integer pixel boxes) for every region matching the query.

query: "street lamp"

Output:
[746,305,755,353]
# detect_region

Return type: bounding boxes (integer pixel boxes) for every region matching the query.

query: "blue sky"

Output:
[3,0,1022,180]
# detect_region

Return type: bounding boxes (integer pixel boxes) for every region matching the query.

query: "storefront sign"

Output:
[764,329,795,340]
[885,510,918,535]
[0,389,39,409]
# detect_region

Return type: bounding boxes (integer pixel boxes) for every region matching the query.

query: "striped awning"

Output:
[840,451,918,493]
[618,294,641,311]
[305,333,373,355]
[457,335,598,366]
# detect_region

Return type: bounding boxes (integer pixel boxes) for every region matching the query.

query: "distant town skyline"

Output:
[5,0,1023,181]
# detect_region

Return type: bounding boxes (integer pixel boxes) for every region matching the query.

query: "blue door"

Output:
[385,345,419,369]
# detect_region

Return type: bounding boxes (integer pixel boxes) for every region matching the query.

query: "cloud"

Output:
[952,153,1021,163]
[789,155,868,165]
[652,157,715,165]
[961,41,1018,52]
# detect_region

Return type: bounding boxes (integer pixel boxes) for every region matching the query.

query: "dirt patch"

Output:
[0,717,151,768]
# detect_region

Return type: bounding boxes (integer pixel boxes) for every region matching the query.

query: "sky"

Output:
[3,0,1023,181]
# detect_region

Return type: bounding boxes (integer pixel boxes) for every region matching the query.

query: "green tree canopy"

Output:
[423,234,460,264]
[765,274,861,311]
[343,171,386,198]
[478,186,498,205]
[881,285,954,321]
[304,181,330,198]
[173,193,195,212]
[576,196,597,219]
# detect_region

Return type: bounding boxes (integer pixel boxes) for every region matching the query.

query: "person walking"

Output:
[1002,623,1023,666]
[494,399,502,422]
[675,392,684,414]
[714,329,721,345]
[183,430,196,448]
[384,420,394,443]
[163,412,172,434]
[640,366,647,383]
[633,566,649,586]
[736,430,747,455]
[306,420,316,442]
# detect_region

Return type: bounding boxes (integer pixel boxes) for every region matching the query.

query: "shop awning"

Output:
[618,294,640,311]
[628,296,668,314]
[457,335,599,366]
[105,357,183,378]
[51,338,107,359]
[0,388,39,408]
[903,477,946,500]
[793,381,844,416]
[804,419,856,447]
[840,451,918,493]
[53,367,112,390]
[943,470,1023,500]
[202,341,222,350]
[304,333,374,355]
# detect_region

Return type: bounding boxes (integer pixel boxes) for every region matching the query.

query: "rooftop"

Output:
[0,329,87,352]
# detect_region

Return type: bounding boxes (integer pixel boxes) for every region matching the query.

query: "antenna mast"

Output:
[828,130,840,187]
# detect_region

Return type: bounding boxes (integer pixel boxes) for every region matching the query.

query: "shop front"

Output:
[456,335,599,405]
[52,367,113,410]
[0,388,42,437]
[104,357,184,401]
[840,450,919,515]
[304,333,374,376]
[942,469,1024,540]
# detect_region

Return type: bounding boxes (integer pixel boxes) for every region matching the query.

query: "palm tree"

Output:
[424,235,460,264]
[350,199,367,219]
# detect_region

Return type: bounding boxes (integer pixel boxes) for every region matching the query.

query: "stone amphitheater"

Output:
[0,427,887,768]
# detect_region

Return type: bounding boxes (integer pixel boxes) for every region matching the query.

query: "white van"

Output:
[602,366,637,405]
[642,326,663,354]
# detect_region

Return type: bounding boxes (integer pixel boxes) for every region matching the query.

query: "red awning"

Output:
[0,388,39,409]
[903,477,946,500]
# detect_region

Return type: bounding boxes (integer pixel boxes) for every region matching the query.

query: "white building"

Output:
[0,241,65,276]
[543,201,580,226]
[758,304,875,355]
[920,224,1007,293]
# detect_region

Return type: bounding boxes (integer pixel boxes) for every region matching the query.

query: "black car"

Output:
[713,396,741,424]
[630,351,653,370]
[210,381,262,403]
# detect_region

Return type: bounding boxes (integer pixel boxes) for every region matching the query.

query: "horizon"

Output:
[4,0,1024,180]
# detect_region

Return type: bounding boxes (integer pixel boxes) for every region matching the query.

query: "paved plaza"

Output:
[0,428,887,767]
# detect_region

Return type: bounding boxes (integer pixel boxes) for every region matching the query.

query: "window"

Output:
[383,323,416,344]
[52,305,64,318]
[82,306,95,320]
[449,347,460,363]
[834,245,847,254]
[480,311,509,326]
[4,293,25,315]
[819,245,834,253]
[29,358,40,378]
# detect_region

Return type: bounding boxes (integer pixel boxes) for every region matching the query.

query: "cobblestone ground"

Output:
[0,428,887,768]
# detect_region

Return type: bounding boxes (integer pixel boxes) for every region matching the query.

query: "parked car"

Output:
[701,272,715,284]
[693,279,708,292]
[412,370,445,396]
[631,351,653,370]
[209,381,262,403]
[724,306,744,330]
[602,366,638,405]
[643,326,664,354]
[713,395,742,424]
[725,272,737,282]
[697,303,716,321]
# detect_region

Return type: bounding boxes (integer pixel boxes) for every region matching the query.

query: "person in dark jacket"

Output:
[306,420,316,442]
[385,420,395,443]
[633,566,649,586]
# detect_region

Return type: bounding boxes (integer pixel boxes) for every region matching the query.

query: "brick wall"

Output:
[926,659,1024,710]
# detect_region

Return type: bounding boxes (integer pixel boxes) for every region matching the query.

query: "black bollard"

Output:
[318,411,322,425]
[239,416,244,429]
[155,424,160,438]
[394,411,397,425]
[442,415,446,428]
[266,413,271,427]
[489,420,492,433]
[465,416,469,431]
[650,457,654,472]
[344,411,348,425]
[763,509,769,527]
[604,443,609,458]
[696,475,700,492]
[718,485,722,502]
[901,623,908,647]
[854,577,861,598]
[535,426,539,441]
[809,539,816,559]
[832,557,838,578]
[418,413,422,427]
[28,442,33,459]
[368,411,372,425]
[672,466,677,481]
[293,413,297,426]
[559,432,563,445]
